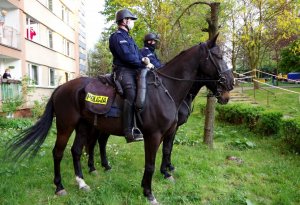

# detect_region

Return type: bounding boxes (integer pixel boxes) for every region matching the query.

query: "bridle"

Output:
[155,43,232,96]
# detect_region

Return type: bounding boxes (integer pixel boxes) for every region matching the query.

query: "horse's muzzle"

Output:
[216,91,230,104]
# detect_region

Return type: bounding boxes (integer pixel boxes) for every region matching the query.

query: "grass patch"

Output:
[0,95,299,204]
[243,87,300,118]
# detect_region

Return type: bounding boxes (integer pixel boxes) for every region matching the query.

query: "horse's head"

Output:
[197,34,234,104]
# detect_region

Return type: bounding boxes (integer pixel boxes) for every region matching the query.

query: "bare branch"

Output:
[173,1,211,27]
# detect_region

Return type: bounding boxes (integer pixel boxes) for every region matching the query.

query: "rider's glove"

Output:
[142,57,150,65]
[146,63,155,69]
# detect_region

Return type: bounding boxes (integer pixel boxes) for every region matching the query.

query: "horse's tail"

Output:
[5,93,55,161]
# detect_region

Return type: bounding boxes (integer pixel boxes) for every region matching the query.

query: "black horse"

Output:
[6,35,234,204]
[86,80,209,180]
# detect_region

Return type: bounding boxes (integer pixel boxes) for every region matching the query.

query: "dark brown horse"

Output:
[86,81,212,180]
[6,35,234,204]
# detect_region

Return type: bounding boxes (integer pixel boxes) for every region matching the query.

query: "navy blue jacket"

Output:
[109,28,145,69]
[140,47,162,69]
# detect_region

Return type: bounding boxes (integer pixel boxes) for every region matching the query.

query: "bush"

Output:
[1,98,23,114]
[281,118,300,153]
[227,138,256,150]
[255,111,283,136]
[0,117,33,130]
[216,103,283,135]
[216,103,264,129]
[31,98,48,119]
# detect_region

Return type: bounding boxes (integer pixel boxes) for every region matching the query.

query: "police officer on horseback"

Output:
[140,33,162,69]
[109,9,153,143]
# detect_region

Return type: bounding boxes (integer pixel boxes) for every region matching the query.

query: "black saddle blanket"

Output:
[85,78,116,115]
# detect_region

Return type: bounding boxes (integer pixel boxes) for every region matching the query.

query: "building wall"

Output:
[0,0,83,111]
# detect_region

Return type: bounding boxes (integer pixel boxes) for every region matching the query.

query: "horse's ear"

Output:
[207,33,219,48]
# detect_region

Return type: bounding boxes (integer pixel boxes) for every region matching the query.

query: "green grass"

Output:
[242,86,300,118]
[0,95,300,205]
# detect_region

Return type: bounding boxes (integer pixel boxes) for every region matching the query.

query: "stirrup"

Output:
[125,128,143,143]
[132,127,143,140]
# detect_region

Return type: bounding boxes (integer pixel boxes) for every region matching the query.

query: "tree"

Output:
[222,0,300,75]
[101,0,209,63]
[174,2,222,147]
[87,40,112,77]
[279,39,300,73]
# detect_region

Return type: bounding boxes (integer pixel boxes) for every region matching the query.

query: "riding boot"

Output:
[123,100,143,143]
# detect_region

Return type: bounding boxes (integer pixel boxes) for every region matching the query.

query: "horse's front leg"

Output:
[98,133,111,171]
[160,128,177,180]
[141,134,161,204]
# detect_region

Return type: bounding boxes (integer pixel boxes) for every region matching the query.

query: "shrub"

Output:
[227,138,256,150]
[281,118,300,153]
[216,103,283,136]
[31,98,48,119]
[255,111,283,136]
[0,117,33,130]
[1,98,23,114]
[216,103,264,129]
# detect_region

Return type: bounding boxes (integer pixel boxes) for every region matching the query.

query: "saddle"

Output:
[85,75,118,116]
[84,70,149,118]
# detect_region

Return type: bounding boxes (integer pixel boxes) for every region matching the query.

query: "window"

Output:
[61,5,70,24]
[48,30,53,49]
[63,38,70,56]
[28,64,39,85]
[26,16,39,42]
[49,68,55,86]
[62,5,65,21]
[66,41,70,56]
[65,72,69,82]
[47,0,53,11]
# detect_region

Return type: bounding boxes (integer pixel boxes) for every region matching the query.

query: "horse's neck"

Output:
[189,82,204,101]
[159,49,199,108]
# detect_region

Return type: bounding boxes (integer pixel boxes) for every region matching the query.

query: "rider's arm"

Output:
[113,34,145,68]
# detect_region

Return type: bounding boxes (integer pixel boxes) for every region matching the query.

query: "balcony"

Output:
[0,25,21,49]
[0,79,22,101]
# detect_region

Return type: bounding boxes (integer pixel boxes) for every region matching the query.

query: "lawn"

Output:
[241,85,300,118]
[0,92,299,205]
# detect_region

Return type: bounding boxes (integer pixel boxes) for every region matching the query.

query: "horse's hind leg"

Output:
[72,121,91,191]
[87,132,111,172]
[53,127,74,196]
[87,132,98,173]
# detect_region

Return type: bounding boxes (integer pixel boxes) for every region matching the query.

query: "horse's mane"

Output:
[163,44,199,67]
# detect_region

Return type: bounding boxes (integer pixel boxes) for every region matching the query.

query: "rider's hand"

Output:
[142,57,150,65]
[146,63,155,69]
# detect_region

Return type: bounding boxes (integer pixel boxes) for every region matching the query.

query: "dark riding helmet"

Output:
[115,9,137,23]
[144,33,160,42]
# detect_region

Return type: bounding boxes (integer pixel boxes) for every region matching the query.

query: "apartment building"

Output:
[0,0,87,110]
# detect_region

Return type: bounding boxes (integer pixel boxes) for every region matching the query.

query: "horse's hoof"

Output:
[104,165,112,171]
[148,196,159,205]
[166,175,175,182]
[90,170,98,176]
[80,185,91,192]
[168,164,175,172]
[56,189,67,196]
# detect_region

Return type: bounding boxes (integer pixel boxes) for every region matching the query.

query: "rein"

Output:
[155,69,221,83]
[154,43,230,83]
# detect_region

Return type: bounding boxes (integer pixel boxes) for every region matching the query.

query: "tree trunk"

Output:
[203,94,215,148]
[173,2,220,148]
[203,2,220,148]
